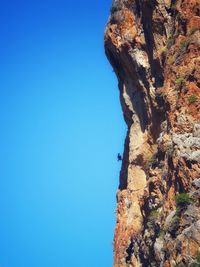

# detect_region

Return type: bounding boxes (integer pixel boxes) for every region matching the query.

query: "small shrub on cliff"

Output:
[176,11,182,20]
[149,210,159,220]
[158,228,167,239]
[191,251,200,267]
[175,193,193,207]
[180,40,190,50]
[166,36,174,49]
[188,95,197,104]
[175,77,186,89]
[147,210,160,228]
[168,215,180,236]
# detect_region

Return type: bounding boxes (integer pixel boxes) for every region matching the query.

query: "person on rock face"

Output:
[117,153,122,161]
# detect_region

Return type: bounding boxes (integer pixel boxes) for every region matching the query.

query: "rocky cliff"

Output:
[104,0,200,266]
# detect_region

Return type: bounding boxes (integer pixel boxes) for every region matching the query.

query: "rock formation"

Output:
[104,0,200,266]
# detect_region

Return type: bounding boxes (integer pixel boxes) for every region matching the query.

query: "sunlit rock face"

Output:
[104,0,200,266]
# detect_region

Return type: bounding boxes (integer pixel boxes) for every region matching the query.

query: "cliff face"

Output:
[104,0,200,266]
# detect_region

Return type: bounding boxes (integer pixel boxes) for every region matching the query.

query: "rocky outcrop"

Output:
[104,0,200,266]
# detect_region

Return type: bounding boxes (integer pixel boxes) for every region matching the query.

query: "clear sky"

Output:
[0,1,126,266]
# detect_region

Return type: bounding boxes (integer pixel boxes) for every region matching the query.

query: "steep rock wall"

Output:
[104,0,200,266]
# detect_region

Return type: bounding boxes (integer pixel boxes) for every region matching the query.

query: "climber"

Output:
[117,153,122,161]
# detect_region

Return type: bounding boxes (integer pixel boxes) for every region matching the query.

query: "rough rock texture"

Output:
[104,0,200,266]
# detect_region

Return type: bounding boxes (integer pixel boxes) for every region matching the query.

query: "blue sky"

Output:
[0,1,126,266]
